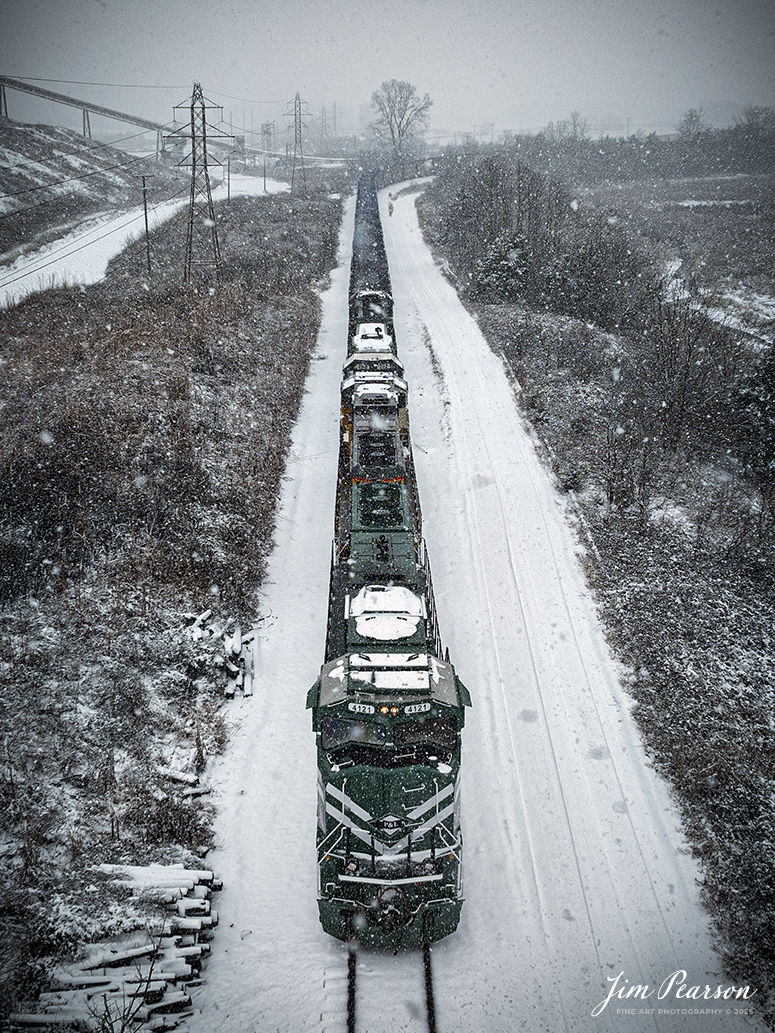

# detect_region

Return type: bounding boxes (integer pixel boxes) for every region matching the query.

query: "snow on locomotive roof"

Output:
[354,614,420,640]
[342,370,407,394]
[351,668,430,690]
[349,584,424,616]
[348,584,425,642]
[353,383,399,406]
[315,653,461,707]
[352,323,394,352]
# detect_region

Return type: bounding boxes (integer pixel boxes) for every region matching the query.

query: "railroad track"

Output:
[345,941,437,1033]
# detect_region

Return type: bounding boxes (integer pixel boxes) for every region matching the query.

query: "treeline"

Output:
[436,153,663,330]
[472,107,775,185]
[424,148,774,552]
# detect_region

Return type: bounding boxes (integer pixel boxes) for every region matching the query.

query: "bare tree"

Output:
[676,106,712,139]
[370,79,432,157]
[542,111,588,142]
[568,110,589,140]
[735,105,775,135]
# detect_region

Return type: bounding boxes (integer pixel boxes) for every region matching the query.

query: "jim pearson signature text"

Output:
[592,970,756,1017]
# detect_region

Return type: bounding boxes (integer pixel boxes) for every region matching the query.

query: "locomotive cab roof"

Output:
[308,652,471,712]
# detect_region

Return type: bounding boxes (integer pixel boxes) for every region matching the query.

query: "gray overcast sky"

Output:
[2,0,775,143]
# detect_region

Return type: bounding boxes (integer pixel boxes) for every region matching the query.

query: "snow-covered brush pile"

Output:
[0,186,343,1020]
[8,862,220,1031]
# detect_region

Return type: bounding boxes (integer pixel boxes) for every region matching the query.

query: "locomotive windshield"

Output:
[395,717,457,751]
[321,716,387,750]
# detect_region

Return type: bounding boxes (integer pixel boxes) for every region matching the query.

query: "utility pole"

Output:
[165,82,232,284]
[140,174,152,275]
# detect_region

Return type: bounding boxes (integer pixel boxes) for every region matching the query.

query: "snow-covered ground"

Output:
[182,187,765,1032]
[0,173,289,308]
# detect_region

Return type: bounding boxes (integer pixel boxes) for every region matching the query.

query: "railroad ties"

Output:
[8,863,221,1032]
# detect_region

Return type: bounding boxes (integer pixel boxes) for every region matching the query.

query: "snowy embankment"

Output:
[181,185,765,1033]
[0,173,289,308]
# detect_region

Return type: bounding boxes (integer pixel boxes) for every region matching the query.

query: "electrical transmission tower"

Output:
[285,92,310,195]
[165,82,231,284]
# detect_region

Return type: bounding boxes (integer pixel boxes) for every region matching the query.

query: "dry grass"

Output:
[0,179,345,1015]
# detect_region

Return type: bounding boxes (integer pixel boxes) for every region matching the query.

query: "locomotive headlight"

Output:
[379,705,399,716]
[345,857,359,874]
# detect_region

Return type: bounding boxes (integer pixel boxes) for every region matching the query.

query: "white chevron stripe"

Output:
[412,801,456,840]
[406,781,454,821]
[325,801,391,853]
[324,780,460,859]
[326,782,373,824]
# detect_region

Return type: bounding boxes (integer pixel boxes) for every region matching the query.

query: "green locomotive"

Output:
[308,176,470,949]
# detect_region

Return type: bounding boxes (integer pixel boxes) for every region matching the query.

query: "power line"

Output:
[0,182,190,292]
[0,153,165,222]
[0,150,162,200]
[205,87,286,106]
[0,121,178,177]
[10,77,288,106]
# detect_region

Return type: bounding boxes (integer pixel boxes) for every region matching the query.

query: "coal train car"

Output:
[307,176,471,948]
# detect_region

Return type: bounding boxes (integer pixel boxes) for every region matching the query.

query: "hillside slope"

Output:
[0,118,180,260]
